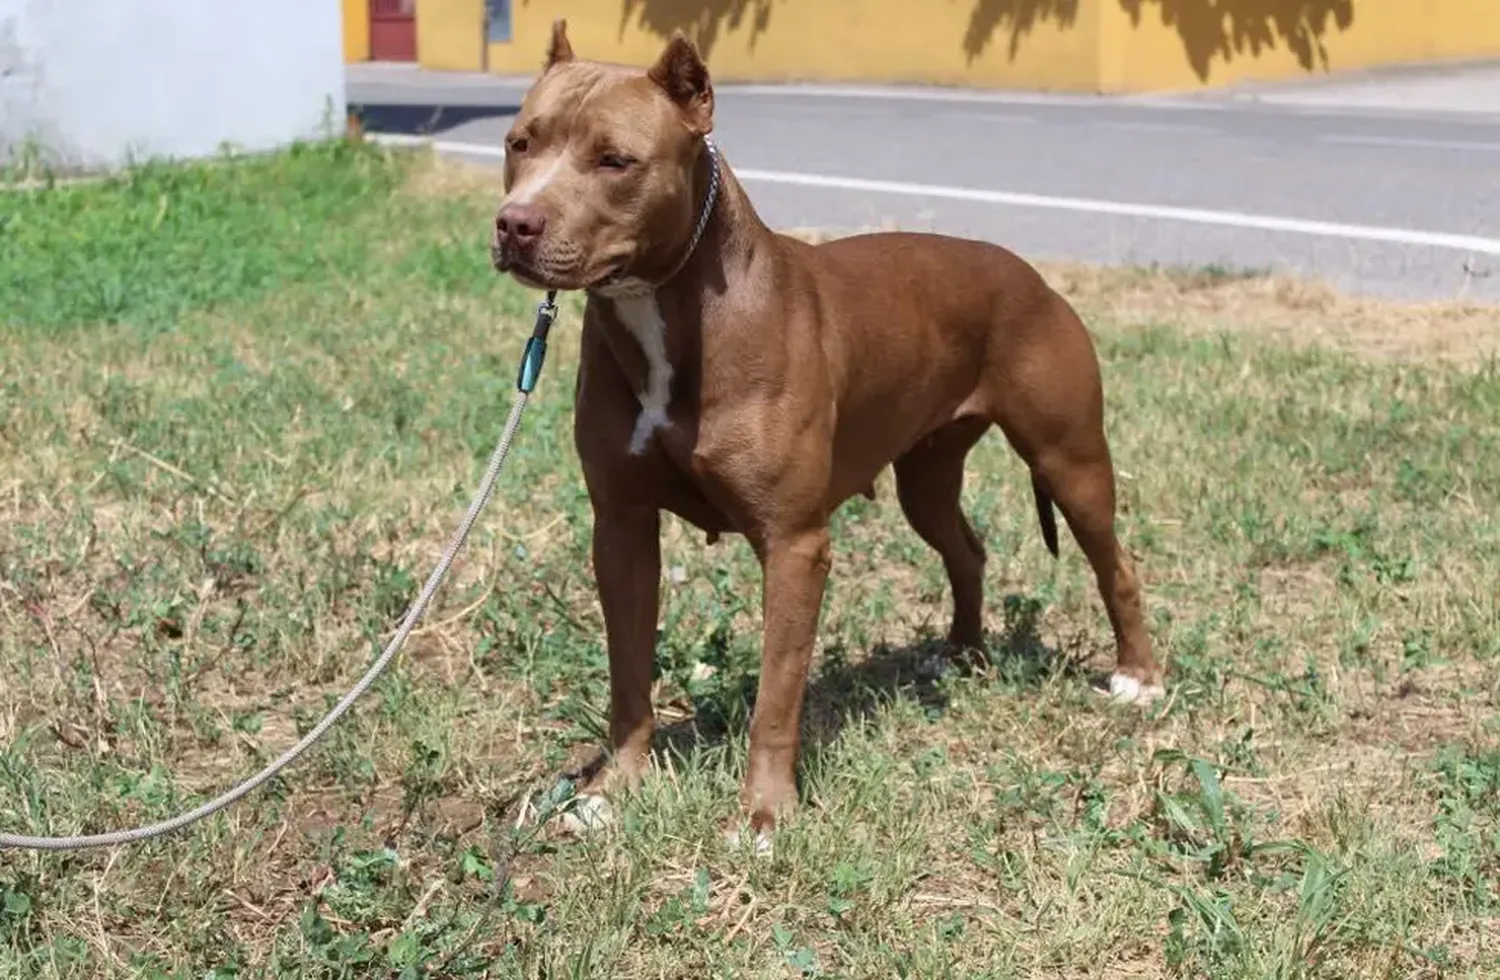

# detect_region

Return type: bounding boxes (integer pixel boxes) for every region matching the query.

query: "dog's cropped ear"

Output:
[648,31,714,134]
[544,19,575,70]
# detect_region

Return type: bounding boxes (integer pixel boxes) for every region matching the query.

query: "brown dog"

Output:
[491,23,1164,848]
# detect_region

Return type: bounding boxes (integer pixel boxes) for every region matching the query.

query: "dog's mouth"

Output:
[503,262,555,292]
[492,248,562,290]
[491,246,626,293]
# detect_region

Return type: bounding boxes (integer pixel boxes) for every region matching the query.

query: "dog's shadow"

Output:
[649,591,1091,768]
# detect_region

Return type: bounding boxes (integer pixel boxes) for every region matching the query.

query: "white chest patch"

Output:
[609,290,674,455]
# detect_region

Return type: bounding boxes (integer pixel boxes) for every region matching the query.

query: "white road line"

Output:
[435,139,506,158]
[369,132,431,148]
[370,133,510,159]
[370,134,1500,256]
[1321,133,1500,153]
[731,168,1500,255]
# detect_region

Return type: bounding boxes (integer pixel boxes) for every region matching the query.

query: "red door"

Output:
[370,0,417,62]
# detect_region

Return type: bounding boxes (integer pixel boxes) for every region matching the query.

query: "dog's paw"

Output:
[725,824,774,860]
[558,792,615,836]
[1104,672,1166,705]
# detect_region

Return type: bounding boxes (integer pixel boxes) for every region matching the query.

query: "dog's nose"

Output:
[495,204,547,247]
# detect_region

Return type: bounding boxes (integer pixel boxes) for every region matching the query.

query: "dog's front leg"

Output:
[592,503,662,787]
[741,526,831,838]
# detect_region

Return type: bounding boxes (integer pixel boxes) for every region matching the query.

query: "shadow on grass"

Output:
[646,591,1091,771]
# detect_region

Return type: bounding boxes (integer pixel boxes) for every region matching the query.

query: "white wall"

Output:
[0,0,346,171]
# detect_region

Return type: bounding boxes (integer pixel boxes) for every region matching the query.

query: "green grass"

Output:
[2,141,1499,978]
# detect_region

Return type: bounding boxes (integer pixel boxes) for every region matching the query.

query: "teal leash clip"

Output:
[517,290,559,395]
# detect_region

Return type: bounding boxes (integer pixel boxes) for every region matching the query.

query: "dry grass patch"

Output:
[1045,262,1500,366]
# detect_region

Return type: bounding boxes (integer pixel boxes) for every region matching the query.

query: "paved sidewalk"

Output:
[1205,59,1500,116]
[346,58,1500,118]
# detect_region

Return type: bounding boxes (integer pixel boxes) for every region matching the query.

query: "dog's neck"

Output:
[590,142,774,350]
[592,138,765,305]
[586,145,776,454]
[663,161,768,302]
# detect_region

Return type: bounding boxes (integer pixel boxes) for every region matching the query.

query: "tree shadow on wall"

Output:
[618,0,775,59]
[1120,0,1355,82]
[963,0,1356,81]
[964,0,1081,63]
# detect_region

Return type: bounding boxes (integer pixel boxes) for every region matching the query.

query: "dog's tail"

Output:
[1032,476,1059,558]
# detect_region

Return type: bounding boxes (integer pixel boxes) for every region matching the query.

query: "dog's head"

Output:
[491,21,716,293]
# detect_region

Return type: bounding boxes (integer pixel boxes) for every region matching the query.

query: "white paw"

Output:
[725,825,774,860]
[558,793,614,836]
[1106,672,1165,705]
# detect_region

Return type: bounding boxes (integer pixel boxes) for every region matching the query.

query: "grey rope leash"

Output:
[0,292,560,852]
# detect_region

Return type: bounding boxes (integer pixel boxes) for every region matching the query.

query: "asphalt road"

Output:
[349,64,1500,302]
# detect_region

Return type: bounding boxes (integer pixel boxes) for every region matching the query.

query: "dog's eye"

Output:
[507,136,529,154]
[599,152,636,171]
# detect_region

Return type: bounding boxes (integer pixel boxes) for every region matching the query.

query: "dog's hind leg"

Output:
[894,417,991,651]
[986,301,1162,702]
[1031,437,1161,700]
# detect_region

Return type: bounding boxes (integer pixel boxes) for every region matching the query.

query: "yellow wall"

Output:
[342,0,370,63]
[416,0,487,72]
[1430,0,1500,60]
[485,0,1104,90]
[345,0,1500,93]
[1100,0,1500,92]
